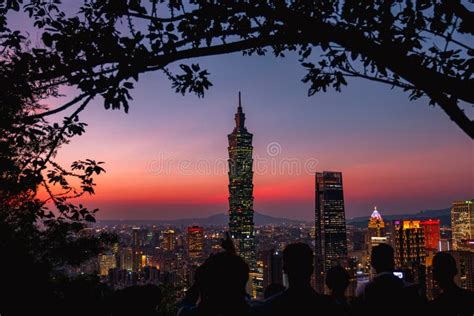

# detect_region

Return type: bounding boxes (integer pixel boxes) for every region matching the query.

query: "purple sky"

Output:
[50,52,473,221]
[11,4,471,221]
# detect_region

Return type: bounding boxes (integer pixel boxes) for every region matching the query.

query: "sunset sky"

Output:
[9,2,472,221]
[47,51,473,221]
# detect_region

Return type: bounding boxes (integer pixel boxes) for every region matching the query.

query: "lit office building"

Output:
[451,200,474,250]
[368,206,388,250]
[187,225,204,262]
[120,247,134,271]
[314,171,348,293]
[393,220,426,268]
[420,219,441,250]
[393,220,426,291]
[99,253,117,276]
[132,227,142,247]
[448,250,474,291]
[162,229,176,251]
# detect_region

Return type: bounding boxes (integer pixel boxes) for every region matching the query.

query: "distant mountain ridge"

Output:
[97,207,454,228]
[347,207,451,227]
[96,212,305,227]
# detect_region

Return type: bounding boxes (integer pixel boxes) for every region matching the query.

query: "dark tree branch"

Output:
[430,93,474,138]
[282,10,474,104]
[145,34,291,71]
[42,95,94,168]
[26,93,91,120]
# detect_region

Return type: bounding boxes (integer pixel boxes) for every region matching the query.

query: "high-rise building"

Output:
[99,253,117,276]
[394,220,427,294]
[393,220,426,291]
[262,249,284,289]
[133,249,145,272]
[448,250,474,291]
[162,229,176,251]
[228,92,256,269]
[314,171,348,293]
[368,206,388,250]
[366,207,388,276]
[254,260,265,299]
[120,247,134,271]
[394,220,426,268]
[451,200,474,250]
[420,219,441,250]
[132,227,142,247]
[368,207,385,239]
[187,225,204,262]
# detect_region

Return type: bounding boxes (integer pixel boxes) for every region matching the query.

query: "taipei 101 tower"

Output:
[227,92,256,271]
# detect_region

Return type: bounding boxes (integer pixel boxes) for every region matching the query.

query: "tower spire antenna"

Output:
[238,91,242,109]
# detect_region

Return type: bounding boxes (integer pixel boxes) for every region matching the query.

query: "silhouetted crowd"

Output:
[2,238,473,316]
[176,241,474,316]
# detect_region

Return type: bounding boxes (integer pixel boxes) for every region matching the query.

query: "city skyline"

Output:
[3,1,473,313]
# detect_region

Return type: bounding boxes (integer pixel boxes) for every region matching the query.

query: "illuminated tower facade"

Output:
[451,200,474,250]
[394,220,426,292]
[187,225,204,262]
[314,171,348,293]
[394,220,426,267]
[368,207,385,239]
[162,229,176,252]
[367,207,388,267]
[420,219,441,250]
[228,92,256,269]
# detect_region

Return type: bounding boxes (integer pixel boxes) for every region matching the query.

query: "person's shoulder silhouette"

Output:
[253,243,330,316]
[429,252,474,316]
[188,251,251,316]
[360,243,425,316]
[325,265,351,316]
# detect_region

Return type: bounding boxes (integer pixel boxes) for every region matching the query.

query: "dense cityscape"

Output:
[73,200,473,302]
[69,99,474,304]
[2,1,472,315]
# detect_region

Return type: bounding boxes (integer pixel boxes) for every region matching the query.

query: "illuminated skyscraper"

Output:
[187,225,204,262]
[314,171,348,293]
[451,200,474,250]
[228,92,256,269]
[448,250,474,291]
[132,227,142,247]
[394,220,426,292]
[162,229,176,251]
[99,253,117,276]
[368,207,385,238]
[120,247,134,271]
[394,220,426,268]
[367,207,388,276]
[368,206,388,249]
[420,219,441,250]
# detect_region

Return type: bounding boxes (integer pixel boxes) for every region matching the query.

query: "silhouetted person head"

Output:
[198,252,249,307]
[264,283,285,299]
[371,243,394,273]
[283,243,313,287]
[325,265,350,297]
[433,252,458,289]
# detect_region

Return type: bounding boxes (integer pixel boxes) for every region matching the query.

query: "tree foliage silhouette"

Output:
[2,0,471,136]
